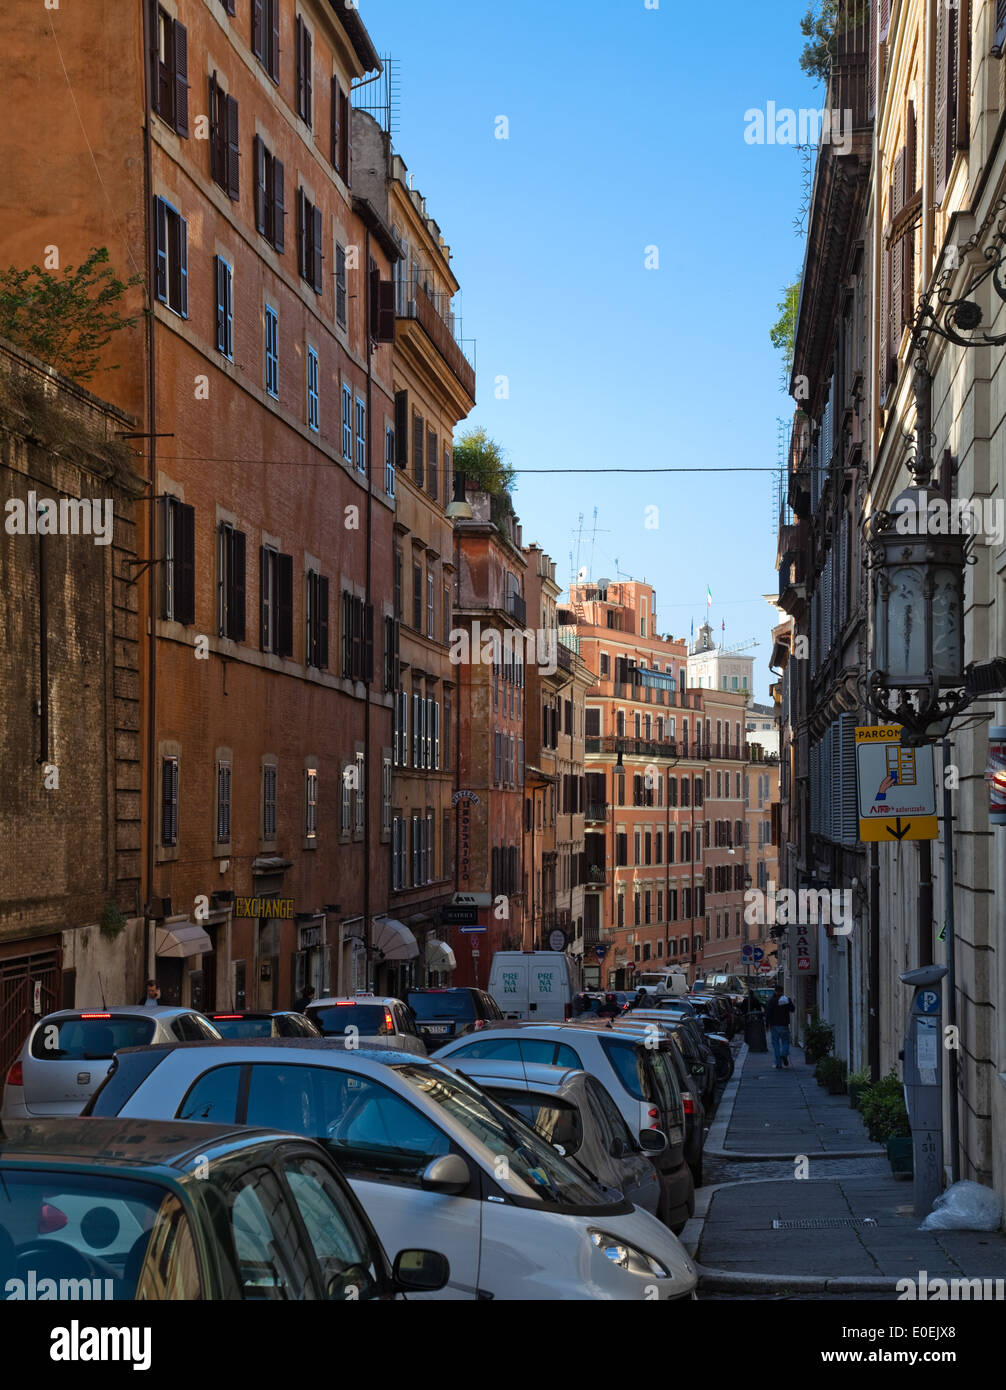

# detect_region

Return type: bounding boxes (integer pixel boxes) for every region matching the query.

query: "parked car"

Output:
[635,969,689,999]
[487,951,576,1021]
[0,1116,448,1300]
[1,1007,223,1121]
[697,974,749,1009]
[433,1022,695,1232]
[689,992,738,1039]
[85,1041,698,1301]
[601,1019,707,1186]
[627,1008,717,1108]
[305,996,426,1055]
[453,1059,663,1215]
[405,988,503,1044]
[207,1011,321,1040]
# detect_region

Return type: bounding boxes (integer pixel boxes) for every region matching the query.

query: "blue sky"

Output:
[362,0,822,702]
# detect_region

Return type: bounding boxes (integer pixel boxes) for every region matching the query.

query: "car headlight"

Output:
[587,1229,671,1278]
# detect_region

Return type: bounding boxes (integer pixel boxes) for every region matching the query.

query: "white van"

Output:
[636,968,689,998]
[488,951,575,1021]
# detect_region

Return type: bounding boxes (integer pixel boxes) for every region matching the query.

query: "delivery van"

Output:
[635,968,689,998]
[487,951,576,1021]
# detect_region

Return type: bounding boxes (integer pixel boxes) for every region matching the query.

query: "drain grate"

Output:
[772,1217,877,1230]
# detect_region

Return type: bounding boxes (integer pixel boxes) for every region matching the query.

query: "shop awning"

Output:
[372,917,418,962]
[154,923,213,959]
[425,938,457,972]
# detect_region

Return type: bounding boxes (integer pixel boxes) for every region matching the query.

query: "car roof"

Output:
[36,1006,203,1022]
[113,1037,421,1065]
[208,1011,296,1019]
[310,997,400,1008]
[0,1116,308,1170]
[407,987,481,995]
[451,1059,585,1091]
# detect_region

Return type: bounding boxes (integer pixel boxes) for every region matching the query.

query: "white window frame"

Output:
[305,766,318,839]
[342,383,353,461]
[307,346,319,431]
[355,396,367,473]
[264,303,279,398]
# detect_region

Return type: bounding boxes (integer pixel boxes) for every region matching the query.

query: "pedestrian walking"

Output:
[294,985,317,1015]
[139,980,160,1007]
[765,985,795,1068]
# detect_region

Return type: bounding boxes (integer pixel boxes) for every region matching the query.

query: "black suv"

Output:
[407,988,504,1046]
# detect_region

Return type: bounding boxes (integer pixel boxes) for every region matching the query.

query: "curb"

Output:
[696,1268,905,1294]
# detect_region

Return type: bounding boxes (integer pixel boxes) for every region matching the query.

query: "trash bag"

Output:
[918,1180,1002,1232]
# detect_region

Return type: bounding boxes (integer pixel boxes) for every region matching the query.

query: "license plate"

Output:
[423,1024,449,1034]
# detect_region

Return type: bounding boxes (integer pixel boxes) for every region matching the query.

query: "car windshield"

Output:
[407,993,475,1021]
[486,1090,583,1154]
[393,1063,608,1207]
[309,1006,391,1036]
[209,1018,275,1039]
[0,1170,194,1299]
[29,1016,156,1061]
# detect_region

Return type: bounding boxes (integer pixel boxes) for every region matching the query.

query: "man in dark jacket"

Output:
[766,986,795,1068]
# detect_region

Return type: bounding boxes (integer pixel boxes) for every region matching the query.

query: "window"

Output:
[153,197,188,317]
[217,522,246,641]
[305,569,329,668]
[160,495,195,625]
[413,412,424,486]
[335,243,347,327]
[151,6,189,136]
[330,77,351,183]
[264,304,279,398]
[260,546,293,657]
[229,1167,313,1300]
[384,615,400,693]
[443,446,451,506]
[342,383,353,461]
[215,759,232,843]
[321,1069,451,1185]
[391,816,406,888]
[263,764,277,839]
[426,573,435,638]
[443,585,451,645]
[427,429,438,499]
[341,767,351,835]
[599,652,610,678]
[283,1155,381,1300]
[209,72,239,199]
[162,756,179,845]
[341,592,373,682]
[381,758,391,835]
[354,753,365,834]
[412,564,422,631]
[307,348,320,431]
[214,257,233,359]
[355,398,367,473]
[253,138,285,252]
[297,189,323,294]
[251,0,280,83]
[445,693,452,770]
[295,14,313,126]
[305,767,318,840]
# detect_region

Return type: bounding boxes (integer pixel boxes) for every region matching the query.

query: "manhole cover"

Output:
[772,1217,877,1230]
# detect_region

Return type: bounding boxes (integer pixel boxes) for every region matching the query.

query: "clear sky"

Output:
[360,0,822,703]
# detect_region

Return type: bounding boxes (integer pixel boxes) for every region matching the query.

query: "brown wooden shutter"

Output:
[272,158,285,252]
[395,391,408,466]
[331,77,343,172]
[269,0,280,82]
[296,188,305,277]
[226,95,240,200]
[369,263,380,336]
[173,21,189,136]
[318,575,329,669]
[890,162,903,359]
[231,528,246,641]
[154,196,167,301]
[935,0,949,203]
[868,0,877,117]
[295,16,304,113]
[176,502,196,626]
[276,552,294,657]
[880,0,891,39]
[260,548,269,648]
[149,0,162,115]
[312,204,323,292]
[378,280,396,341]
[254,136,266,233]
[903,108,917,328]
[955,0,970,153]
[209,73,223,184]
[252,0,264,60]
[364,604,374,681]
[344,89,352,186]
[303,25,312,126]
[879,237,891,401]
[222,0,235,14]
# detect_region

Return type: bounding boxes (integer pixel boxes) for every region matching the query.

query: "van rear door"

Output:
[492,958,528,1019]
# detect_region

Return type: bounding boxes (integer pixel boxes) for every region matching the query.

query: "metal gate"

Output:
[0,948,62,1079]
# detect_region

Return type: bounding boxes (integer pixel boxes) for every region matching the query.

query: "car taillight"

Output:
[383,1010,395,1034]
[80,1013,111,1019]
[472,1019,486,1030]
[38,1203,68,1234]
[682,1093,695,1115]
[563,1003,572,1020]
[647,1107,659,1120]
[5,1061,23,1088]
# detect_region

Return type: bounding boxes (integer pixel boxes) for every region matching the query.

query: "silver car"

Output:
[305,996,427,1055]
[1,1007,222,1120]
[452,1059,663,1217]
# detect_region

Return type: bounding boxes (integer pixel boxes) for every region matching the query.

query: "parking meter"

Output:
[899,964,946,1218]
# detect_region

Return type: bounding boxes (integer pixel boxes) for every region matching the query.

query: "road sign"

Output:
[757,962,774,974]
[742,944,753,960]
[752,947,764,962]
[442,906,478,926]
[458,924,487,935]
[856,726,938,842]
[594,944,607,961]
[548,929,567,952]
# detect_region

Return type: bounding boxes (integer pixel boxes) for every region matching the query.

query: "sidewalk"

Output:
[681,1042,1006,1293]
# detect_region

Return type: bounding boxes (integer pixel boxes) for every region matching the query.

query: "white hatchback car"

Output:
[85,1040,697,1301]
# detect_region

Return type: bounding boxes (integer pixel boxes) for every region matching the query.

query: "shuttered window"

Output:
[214,256,233,359]
[341,593,373,682]
[217,522,246,641]
[296,189,323,293]
[263,764,277,840]
[335,244,347,327]
[264,304,279,398]
[307,347,319,432]
[161,757,179,846]
[295,15,313,126]
[150,5,189,136]
[260,547,293,657]
[342,384,353,461]
[413,411,425,486]
[209,73,240,200]
[305,569,329,669]
[385,426,396,497]
[355,398,367,474]
[216,760,232,843]
[253,139,285,252]
[252,0,280,82]
[153,198,188,317]
[160,496,195,625]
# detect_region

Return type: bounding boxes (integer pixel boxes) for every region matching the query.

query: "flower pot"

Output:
[848,1082,867,1110]
[886,1136,913,1176]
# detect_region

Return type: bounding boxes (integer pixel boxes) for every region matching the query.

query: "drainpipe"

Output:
[363,229,374,988]
[141,0,158,987]
[869,840,880,1080]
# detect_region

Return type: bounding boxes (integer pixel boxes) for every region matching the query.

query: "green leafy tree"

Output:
[0,247,142,382]
[799,0,839,85]
[453,427,516,497]
[770,277,801,380]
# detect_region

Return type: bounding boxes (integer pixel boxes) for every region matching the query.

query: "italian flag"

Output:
[706,585,712,608]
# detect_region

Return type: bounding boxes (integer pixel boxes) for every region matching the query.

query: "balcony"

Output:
[584,865,608,891]
[585,803,609,824]
[396,274,476,402]
[504,591,526,625]
[584,734,679,761]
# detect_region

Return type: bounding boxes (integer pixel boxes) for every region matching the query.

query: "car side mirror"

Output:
[637,1128,668,1155]
[691,1063,706,1077]
[392,1248,450,1293]
[420,1153,471,1195]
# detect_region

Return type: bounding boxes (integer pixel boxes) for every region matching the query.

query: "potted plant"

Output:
[816,1056,848,1095]
[803,1015,835,1066]
[859,1071,912,1172]
[848,1064,871,1110]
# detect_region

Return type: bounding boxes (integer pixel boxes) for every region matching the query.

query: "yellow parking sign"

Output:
[855,726,938,842]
